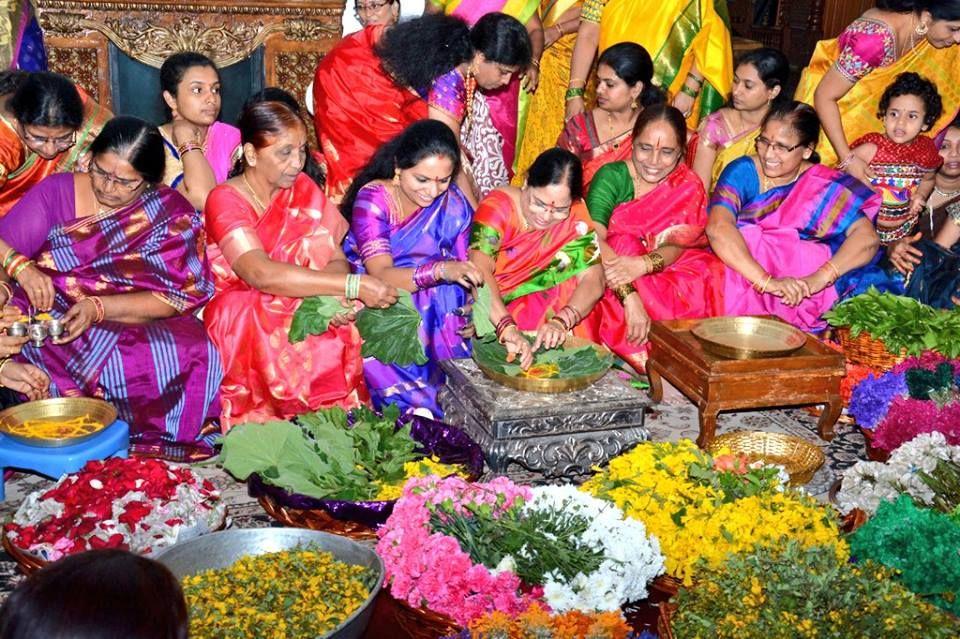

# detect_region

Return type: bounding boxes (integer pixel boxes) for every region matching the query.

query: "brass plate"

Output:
[0,398,117,448]
[691,316,807,360]
[473,335,612,394]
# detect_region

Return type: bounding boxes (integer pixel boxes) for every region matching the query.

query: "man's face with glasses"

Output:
[355,0,399,27]
[18,124,76,160]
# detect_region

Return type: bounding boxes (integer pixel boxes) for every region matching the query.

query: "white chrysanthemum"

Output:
[523,485,664,612]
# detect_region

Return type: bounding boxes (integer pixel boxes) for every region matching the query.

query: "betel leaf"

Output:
[355,289,427,366]
[289,296,351,343]
[219,420,335,498]
[472,334,611,379]
[472,285,496,338]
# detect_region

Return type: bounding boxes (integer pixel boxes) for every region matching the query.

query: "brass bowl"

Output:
[0,398,117,447]
[691,316,807,359]
[473,335,613,394]
[707,430,826,485]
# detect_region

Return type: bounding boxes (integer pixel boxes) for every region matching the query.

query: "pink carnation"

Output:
[872,396,960,452]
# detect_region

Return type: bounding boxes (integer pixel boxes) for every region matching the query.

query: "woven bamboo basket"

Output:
[708,431,825,485]
[390,596,461,639]
[256,493,379,541]
[2,534,47,575]
[834,327,907,372]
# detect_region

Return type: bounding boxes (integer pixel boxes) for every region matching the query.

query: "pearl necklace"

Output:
[933,186,960,199]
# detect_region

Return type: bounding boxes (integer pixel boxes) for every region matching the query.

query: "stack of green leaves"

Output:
[849,495,960,616]
[823,287,960,357]
[218,405,425,501]
[288,290,427,366]
[472,334,612,379]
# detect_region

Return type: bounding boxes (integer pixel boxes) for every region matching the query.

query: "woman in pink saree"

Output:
[706,102,882,332]
[584,105,723,372]
[158,52,240,211]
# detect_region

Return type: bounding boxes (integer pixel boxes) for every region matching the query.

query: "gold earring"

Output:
[916,21,929,36]
[393,169,401,185]
[631,99,638,110]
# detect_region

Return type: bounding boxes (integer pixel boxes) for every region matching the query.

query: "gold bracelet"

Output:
[821,259,841,284]
[753,273,772,294]
[647,252,665,273]
[613,283,637,303]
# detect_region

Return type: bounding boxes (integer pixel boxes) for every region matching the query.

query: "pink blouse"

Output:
[835,17,897,83]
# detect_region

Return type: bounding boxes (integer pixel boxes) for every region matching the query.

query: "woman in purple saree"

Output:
[343,120,481,417]
[0,116,221,460]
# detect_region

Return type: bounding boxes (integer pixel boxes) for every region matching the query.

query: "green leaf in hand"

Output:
[356,289,428,366]
[472,285,496,338]
[289,296,351,343]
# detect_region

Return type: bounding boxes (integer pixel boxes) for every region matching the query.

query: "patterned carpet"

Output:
[0,379,868,597]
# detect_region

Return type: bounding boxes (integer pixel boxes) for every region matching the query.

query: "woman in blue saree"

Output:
[343,120,481,416]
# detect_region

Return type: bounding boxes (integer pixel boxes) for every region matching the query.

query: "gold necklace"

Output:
[759,166,801,193]
[934,185,960,199]
[241,173,266,211]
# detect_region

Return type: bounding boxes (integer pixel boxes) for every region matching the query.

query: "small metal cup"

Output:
[7,322,27,337]
[46,319,65,339]
[27,322,48,347]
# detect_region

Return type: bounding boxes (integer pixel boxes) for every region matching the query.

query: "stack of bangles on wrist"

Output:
[680,74,703,99]
[83,296,105,323]
[550,305,582,332]
[413,261,446,289]
[495,315,517,343]
[613,283,637,303]
[344,273,362,300]
[753,273,773,294]
[644,251,665,274]
[565,77,586,102]
[819,259,841,285]
[2,248,35,280]
[177,141,204,157]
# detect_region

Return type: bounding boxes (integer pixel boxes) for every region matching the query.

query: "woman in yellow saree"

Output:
[797,0,960,174]
[564,0,733,129]
[514,0,583,180]
[427,0,543,177]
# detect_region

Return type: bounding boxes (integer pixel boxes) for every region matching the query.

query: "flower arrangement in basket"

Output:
[581,440,841,586]
[441,603,647,639]
[220,405,482,536]
[665,542,957,638]
[376,475,664,629]
[824,288,960,370]
[4,458,225,566]
[848,352,960,455]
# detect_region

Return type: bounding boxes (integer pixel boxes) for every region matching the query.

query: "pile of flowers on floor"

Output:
[5,457,225,560]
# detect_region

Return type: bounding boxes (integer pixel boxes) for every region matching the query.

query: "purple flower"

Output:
[849,372,907,430]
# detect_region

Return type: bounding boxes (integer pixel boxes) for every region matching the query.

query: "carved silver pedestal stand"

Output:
[439,358,650,482]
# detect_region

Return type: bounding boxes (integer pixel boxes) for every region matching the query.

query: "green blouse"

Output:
[586,161,634,227]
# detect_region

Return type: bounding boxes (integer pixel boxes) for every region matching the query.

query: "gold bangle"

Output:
[821,260,841,284]
[647,252,665,274]
[753,273,772,294]
[613,283,637,303]
[568,78,586,88]
[0,357,11,380]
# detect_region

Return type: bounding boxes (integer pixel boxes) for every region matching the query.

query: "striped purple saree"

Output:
[0,173,222,460]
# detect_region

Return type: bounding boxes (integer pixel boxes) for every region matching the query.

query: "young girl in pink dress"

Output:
[848,72,943,245]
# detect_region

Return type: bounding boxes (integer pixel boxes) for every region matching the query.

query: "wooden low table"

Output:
[646,318,845,448]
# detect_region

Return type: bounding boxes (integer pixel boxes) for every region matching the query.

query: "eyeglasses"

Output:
[529,195,572,218]
[89,161,144,192]
[19,126,76,151]
[355,0,392,16]
[755,136,804,155]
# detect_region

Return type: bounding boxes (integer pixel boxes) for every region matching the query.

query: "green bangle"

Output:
[564,87,585,101]
[679,83,699,99]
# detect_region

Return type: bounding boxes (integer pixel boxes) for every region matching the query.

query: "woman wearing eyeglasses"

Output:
[706,102,882,333]
[354,0,401,27]
[0,116,222,460]
[583,105,723,372]
[469,148,604,370]
[0,71,110,217]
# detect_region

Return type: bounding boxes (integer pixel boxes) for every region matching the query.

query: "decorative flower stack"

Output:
[848,353,960,456]
[581,440,838,586]
[4,457,225,562]
[376,475,663,630]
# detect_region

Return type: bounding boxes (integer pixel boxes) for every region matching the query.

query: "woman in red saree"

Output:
[556,43,664,190]
[0,72,110,217]
[204,101,397,430]
[470,148,605,368]
[584,104,724,371]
